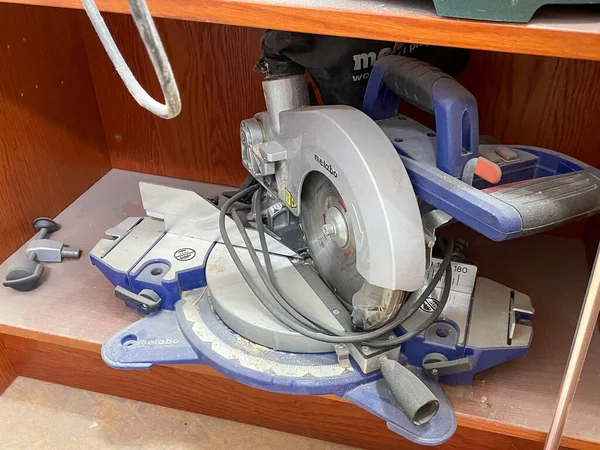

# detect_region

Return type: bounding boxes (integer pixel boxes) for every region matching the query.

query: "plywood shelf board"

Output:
[0,169,598,445]
[2,0,600,61]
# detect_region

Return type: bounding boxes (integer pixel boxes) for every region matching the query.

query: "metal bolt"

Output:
[322,223,336,237]
[61,248,81,259]
[432,369,439,376]
[332,309,340,315]
[361,345,370,352]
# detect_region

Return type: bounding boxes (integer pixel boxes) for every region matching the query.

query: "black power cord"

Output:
[218,184,453,347]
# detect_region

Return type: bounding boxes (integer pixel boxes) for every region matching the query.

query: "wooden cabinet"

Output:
[0,1,598,448]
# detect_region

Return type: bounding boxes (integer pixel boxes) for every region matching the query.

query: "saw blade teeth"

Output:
[301,173,364,306]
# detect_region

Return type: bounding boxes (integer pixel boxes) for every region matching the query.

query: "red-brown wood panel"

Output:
[461,51,600,169]
[0,337,15,393]
[79,13,264,187]
[0,4,110,262]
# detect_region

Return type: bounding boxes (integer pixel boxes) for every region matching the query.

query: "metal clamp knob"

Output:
[114,286,162,313]
[3,218,81,292]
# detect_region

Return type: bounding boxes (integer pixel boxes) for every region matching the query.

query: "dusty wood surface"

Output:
[0,169,597,447]
[0,3,110,262]
[0,377,351,450]
[0,377,354,450]
[2,0,600,61]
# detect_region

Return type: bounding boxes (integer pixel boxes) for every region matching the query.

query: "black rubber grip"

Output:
[382,56,453,114]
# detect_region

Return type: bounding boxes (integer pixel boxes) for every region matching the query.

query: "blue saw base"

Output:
[102,289,456,446]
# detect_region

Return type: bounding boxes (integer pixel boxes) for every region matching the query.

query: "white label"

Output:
[425,259,477,295]
[404,260,479,345]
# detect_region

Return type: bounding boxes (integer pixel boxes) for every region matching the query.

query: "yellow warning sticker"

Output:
[285,188,297,208]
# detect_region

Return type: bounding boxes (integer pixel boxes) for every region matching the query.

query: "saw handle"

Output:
[381,57,452,115]
[362,55,479,177]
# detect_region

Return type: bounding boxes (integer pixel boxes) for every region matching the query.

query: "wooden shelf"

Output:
[3,0,600,61]
[0,169,598,449]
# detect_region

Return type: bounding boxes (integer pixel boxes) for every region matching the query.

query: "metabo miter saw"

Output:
[90,55,600,445]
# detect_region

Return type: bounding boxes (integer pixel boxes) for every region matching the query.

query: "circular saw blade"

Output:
[301,173,365,305]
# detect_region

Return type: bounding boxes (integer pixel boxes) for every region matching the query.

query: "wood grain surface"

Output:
[0,338,16,394]
[3,335,580,450]
[0,4,110,262]
[2,0,600,61]
[79,13,265,186]
[0,170,597,446]
[78,14,600,188]
[0,378,355,450]
[460,52,600,170]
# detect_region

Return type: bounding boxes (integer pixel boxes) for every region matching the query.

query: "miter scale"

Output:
[89,55,600,446]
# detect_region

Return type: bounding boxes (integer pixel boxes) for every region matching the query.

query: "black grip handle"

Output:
[382,56,453,114]
[3,259,44,292]
[114,286,162,313]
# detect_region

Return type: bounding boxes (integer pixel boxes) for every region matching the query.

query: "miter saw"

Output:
[89,55,600,446]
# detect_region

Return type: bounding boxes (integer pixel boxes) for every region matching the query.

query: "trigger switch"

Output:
[495,146,519,162]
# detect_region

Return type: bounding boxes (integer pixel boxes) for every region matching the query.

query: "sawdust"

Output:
[206,256,226,273]
[235,335,273,355]
[391,166,407,192]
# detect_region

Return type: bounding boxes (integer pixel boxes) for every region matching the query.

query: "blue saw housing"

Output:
[363,55,600,242]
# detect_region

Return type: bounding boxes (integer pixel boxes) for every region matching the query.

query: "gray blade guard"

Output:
[276,105,425,292]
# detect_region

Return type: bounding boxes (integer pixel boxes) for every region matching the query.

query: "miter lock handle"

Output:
[362,55,479,177]
[114,286,162,313]
[422,353,473,378]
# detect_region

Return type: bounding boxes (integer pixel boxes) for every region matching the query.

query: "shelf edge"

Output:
[4,0,600,61]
